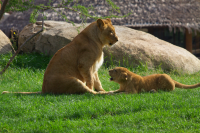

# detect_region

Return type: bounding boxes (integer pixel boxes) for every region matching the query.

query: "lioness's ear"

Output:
[121,72,128,81]
[97,19,105,30]
[106,18,112,24]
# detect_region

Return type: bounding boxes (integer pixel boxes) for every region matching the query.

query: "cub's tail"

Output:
[2,91,42,94]
[174,80,200,89]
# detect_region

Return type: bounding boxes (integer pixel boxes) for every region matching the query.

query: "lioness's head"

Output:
[109,67,128,83]
[97,18,118,46]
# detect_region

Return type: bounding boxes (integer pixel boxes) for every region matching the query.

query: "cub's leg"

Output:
[108,89,122,93]
[108,89,129,95]
[158,74,175,91]
[108,86,129,93]
[93,71,105,92]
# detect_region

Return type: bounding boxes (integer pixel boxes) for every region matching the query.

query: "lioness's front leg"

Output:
[78,66,94,90]
[78,54,95,90]
[93,71,105,92]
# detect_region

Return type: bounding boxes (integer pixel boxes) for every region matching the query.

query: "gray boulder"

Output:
[0,30,13,54]
[18,21,84,55]
[104,26,200,74]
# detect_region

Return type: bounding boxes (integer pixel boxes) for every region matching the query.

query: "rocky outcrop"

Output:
[0,30,13,54]
[104,26,200,74]
[18,21,84,55]
[18,21,200,74]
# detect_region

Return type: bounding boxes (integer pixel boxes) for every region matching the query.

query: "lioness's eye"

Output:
[110,31,113,35]
[114,69,117,72]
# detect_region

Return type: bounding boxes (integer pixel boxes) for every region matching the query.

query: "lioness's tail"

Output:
[2,91,42,94]
[174,80,200,89]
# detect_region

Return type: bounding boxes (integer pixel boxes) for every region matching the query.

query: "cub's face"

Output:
[97,18,118,46]
[109,67,128,83]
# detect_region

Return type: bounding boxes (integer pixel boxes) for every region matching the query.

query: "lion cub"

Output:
[108,67,200,94]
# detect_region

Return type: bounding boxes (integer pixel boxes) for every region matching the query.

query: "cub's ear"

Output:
[106,18,112,24]
[121,72,128,81]
[97,19,105,30]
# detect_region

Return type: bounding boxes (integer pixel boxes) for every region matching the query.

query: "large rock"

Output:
[18,23,42,53]
[104,26,200,74]
[0,30,13,54]
[18,21,200,74]
[18,21,84,55]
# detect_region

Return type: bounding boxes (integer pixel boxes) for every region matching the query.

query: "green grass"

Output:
[0,53,200,133]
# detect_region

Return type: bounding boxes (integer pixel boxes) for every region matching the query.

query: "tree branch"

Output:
[0,15,44,75]
[0,0,9,20]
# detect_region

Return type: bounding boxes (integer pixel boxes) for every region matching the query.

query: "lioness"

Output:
[108,67,200,94]
[2,18,118,95]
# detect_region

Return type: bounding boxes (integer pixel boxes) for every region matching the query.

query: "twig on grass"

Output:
[0,15,44,75]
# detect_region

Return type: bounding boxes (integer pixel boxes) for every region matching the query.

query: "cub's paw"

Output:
[108,91,115,93]
[96,91,109,94]
[149,89,157,93]
[106,91,116,95]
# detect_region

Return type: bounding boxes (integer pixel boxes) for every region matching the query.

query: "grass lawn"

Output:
[0,53,200,133]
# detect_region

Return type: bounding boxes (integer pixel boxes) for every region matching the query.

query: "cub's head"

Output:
[109,67,128,83]
[97,18,118,46]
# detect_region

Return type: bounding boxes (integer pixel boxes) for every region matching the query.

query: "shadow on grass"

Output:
[0,53,52,70]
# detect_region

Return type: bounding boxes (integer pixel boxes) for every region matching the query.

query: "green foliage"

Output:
[30,9,39,23]
[0,53,200,132]
[105,0,121,13]
[5,0,34,12]
[0,53,52,70]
